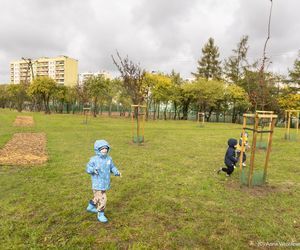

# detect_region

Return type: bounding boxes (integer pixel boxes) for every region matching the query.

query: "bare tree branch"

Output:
[112,51,146,105]
[258,0,273,110]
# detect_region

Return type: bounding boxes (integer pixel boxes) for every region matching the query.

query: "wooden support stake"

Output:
[142,111,145,142]
[83,107,91,124]
[248,114,259,187]
[239,116,247,174]
[241,112,277,187]
[263,117,276,182]
[131,105,146,143]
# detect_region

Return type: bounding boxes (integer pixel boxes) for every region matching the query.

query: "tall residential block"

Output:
[78,71,113,85]
[10,56,78,86]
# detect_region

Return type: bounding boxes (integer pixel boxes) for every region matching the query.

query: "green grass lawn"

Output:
[0,109,299,249]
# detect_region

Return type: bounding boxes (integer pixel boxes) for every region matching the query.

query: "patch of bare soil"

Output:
[226,179,300,197]
[0,133,47,166]
[13,116,34,127]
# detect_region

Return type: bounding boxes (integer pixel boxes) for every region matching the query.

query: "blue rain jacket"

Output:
[86,140,120,191]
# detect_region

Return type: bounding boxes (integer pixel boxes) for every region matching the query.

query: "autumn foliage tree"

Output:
[85,75,108,117]
[28,76,57,114]
[112,52,146,105]
[7,83,28,112]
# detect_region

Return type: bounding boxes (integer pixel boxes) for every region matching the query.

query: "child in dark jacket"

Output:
[218,138,238,176]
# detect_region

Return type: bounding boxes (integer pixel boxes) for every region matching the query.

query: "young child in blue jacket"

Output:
[218,138,238,176]
[86,140,121,223]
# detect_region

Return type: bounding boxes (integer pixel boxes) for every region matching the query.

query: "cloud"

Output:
[226,0,300,74]
[0,0,299,83]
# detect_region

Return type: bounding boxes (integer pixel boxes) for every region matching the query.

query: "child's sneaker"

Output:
[226,174,230,177]
[242,162,246,167]
[97,211,108,223]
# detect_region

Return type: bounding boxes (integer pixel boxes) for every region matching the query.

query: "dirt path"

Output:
[0,133,47,165]
[13,116,34,127]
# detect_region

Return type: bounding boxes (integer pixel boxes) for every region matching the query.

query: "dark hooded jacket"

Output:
[224,138,238,166]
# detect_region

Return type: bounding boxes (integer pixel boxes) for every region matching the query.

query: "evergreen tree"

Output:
[192,37,222,80]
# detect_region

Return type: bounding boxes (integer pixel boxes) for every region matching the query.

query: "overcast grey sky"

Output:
[0,0,299,83]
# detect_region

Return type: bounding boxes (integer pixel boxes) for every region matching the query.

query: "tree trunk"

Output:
[108,101,112,117]
[93,98,97,117]
[173,102,177,120]
[66,103,70,114]
[216,111,219,122]
[182,102,189,120]
[44,96,51,114]
[153,101,156,120]
[164,103,167,120]
[146,97,151,121]
[17,100,23,112]
[60,101,64,113]
[206,109,213,122]
[231,102,236,123]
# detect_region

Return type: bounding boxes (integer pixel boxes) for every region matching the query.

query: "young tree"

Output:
[53,85,68,113]
[192,37,222,80]
[76,84,89,109]
[278,93,300,111]
[180,82,197,120]
[225,84,251,123]
[7,83,28,112]
[116,85,132,117]
[241,69,277,111]
[0,85,9,108]
[65,86,78,114]
[143,72,157,119]
[169,70,184,120]
[150,73,172,120]
[85,75,108,117]
[256,0,273,111]
[104,78,122,117]
[143,72,173,120]
[193,79,225,121]
[28,76,57,114]
[112,52,146,105]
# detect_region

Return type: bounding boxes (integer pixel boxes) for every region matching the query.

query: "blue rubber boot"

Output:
[97,211,108,223]
[86,200,98,213]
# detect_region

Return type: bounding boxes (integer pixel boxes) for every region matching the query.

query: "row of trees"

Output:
[192,36,300,113]
[0,75,129,116]
[1,36,300,122]
[109,37,300,121]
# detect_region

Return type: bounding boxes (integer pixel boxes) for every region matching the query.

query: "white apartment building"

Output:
[78,71,112,85]
[10,56,78,86]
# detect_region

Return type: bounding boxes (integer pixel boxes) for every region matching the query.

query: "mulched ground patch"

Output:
[13,116,34,127]
[225,179,299,197]
[0,133,47,166]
